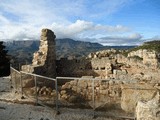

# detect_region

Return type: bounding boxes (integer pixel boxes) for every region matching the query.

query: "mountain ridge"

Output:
[3,38,136,67]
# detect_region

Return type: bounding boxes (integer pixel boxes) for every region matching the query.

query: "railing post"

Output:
[34,76,38,105]
[20,72,25,99]
[92,79,95,118]
[55,78,60,115]
[14,69,17,93]
[10,65,13,88]
[19,63,21,71]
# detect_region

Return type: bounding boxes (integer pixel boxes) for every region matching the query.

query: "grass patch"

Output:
[122,40,160,57]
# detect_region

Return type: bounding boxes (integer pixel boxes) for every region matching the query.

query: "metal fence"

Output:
[10,67,59,114]
[10,67,159,119]
[56,77,97,117]
[10,67,21,93]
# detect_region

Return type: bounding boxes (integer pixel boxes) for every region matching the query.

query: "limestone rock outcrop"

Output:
[22,29,56,78]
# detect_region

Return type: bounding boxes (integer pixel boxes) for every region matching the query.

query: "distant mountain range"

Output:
[4,38,136,66]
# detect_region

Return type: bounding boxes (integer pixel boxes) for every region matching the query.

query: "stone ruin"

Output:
[128,49,159,69]
[57,49,160,82]
[56,48,160,114]
[22,28,56,78]
[20,28,160,118]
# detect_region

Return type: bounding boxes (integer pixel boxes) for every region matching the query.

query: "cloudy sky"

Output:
[0,0,160,45]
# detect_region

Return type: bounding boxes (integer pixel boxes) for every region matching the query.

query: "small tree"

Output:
[0,41,10,77]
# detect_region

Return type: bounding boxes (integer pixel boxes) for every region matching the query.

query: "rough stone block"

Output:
[121,84,157,113]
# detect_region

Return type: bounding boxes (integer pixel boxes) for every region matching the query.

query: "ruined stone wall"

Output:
[59,78,158,112]
[88,49,117,59]
[128,49,159,68]
[57,49,160,81]
[57,53,144,80]
[56,56,116,78]
[60,78,122,108]
[22,29,56,78]
[116,54,160,82]
[116,54,145,68]
[91,57,115,70]
[56,58,94,77]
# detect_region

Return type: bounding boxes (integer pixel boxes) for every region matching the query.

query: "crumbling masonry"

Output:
[21,29,160,116]
[22,29,56,78]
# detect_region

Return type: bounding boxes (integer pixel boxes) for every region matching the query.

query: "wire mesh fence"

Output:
[56,77,96,116]
[20,71,59,112]
[10,67,59,113]
[10,67,21,93]
[10,67,159,119]
[21,71,35,99]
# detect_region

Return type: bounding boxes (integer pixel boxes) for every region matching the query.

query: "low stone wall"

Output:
[60,78,122,108]
[59,78,158,112]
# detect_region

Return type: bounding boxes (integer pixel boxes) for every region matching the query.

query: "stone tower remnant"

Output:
[22,28,56,78]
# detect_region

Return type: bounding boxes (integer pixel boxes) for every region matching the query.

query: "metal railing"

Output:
[10,67,21,93]
[10,67,159,119]
[10,67,59,114]
[56,77,97,117]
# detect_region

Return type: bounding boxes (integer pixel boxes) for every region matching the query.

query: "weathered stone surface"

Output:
[121,84,157,113]
[128,49,159,68]
[136,92,160,120]
[22,28,56,78]
[57,47,160,81]
[59,77,122,109]
[25,86,56,97]
[88,49,117,59]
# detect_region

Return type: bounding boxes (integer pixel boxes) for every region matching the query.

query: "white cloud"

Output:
[144,35,160,41]
[0,0,131,39]
[95,24,129,32]
[0,14,10,24]
[51,20,130,39]
[99,33,143,45]
[0,17,130,41]
[83,0,133,18]
[0,0,151,46]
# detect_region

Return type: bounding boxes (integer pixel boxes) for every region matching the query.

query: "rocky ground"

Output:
[0,77,134,120]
